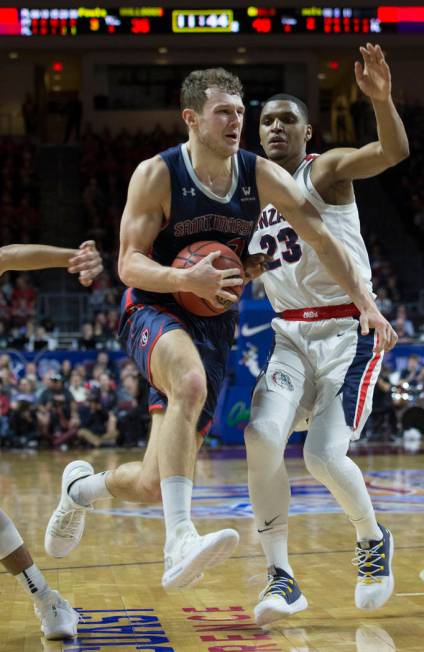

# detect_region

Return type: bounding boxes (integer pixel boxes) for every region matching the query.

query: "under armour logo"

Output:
[242,186,251,196]
[182,187,196,197]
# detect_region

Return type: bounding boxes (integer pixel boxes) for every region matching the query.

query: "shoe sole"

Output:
[254,594,308,627]
[162,529,239,590]
[44,460,93,558]
[355,529,395,610]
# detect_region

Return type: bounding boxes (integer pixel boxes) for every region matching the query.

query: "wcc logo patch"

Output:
[271,370,294,391]
[140,328,150,348]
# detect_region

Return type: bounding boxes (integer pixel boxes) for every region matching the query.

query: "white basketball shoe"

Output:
[162,522,239,590]
[35,590,79,640]
[45,460,94,558]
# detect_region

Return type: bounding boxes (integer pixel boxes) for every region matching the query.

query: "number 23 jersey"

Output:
[248,154,373,311]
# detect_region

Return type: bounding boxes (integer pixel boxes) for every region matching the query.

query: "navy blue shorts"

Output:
[119,289,237,435]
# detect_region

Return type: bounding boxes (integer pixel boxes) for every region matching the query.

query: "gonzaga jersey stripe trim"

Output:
[353,334,382,429]
[338,326,377,429]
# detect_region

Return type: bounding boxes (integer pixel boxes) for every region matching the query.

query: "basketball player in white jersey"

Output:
[0,240,102,639]
[245,43,409,625]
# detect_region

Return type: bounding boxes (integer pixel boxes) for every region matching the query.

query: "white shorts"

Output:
[255,316,383,440]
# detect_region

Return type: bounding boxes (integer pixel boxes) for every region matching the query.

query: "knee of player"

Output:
[245,419,283,457]
[173,369,207,408]
[303,447,329,478]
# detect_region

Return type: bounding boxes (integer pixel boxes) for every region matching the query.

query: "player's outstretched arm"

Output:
[118,157,243,307]
[0,241,103,286]
[257,157,397,352]
[316,43,409,183]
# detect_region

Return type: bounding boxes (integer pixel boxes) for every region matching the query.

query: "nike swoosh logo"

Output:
[241,323,271,337]
[258,514,281,532]
[264,514,280,527]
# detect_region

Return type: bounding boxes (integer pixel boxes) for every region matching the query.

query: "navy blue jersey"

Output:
[127,143,260,310]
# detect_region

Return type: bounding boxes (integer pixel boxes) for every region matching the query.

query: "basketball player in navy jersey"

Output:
[0,240,102,640]
[45,67,395,592]
[245,43,409,624]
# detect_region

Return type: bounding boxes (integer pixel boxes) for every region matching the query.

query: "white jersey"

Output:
[249,154,373,311]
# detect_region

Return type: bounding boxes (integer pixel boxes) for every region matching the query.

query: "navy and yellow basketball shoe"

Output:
[254,566,308,626]
[353,523,394,610]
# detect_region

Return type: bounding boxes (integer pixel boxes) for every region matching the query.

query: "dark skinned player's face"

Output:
[259,100,311,164]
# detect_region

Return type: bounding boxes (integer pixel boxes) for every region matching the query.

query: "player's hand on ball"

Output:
[68,240,103,287]
[183,251,243,305]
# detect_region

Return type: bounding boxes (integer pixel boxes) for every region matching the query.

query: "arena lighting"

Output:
[1,6,424,37]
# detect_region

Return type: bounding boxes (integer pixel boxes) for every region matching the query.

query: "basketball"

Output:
[171,241,245,316]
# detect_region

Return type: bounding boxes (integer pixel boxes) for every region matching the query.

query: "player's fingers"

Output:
[221,267,243,278]
[221,276,244,288]
[215,290,238,303]
[375,44,385,63]
[204,251,222,263]
[354,62,364,83]
[359,314,369,336]
[389,327,398,351]
[69,251,102,268]
[375,327,386,353]
[78,240,96,250]
[79,275,93,287]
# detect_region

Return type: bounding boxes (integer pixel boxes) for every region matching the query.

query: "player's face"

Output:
[196,89,245,156]
[259,100,311,164]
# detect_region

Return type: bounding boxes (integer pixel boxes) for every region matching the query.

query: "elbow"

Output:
[384,145,410,167]
[118,256,131,287]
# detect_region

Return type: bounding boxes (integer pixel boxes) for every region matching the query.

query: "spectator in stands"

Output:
[76,388,118,448]
[60,359,73,384]
[399,354,423,388]
[13,376,36,403]
[98,372,117,412]
[78,322,96,350]
[8,396,38,449]
[36,373,78,448]
[391,304,415,341]
[68,371,88,404]
[0,355,17,391]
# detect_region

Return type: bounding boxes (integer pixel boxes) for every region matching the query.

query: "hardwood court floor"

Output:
[1,444,424,651]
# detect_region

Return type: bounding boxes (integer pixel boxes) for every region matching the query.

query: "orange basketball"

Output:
[171,241,245,317]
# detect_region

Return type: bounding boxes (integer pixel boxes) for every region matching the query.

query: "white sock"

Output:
[16,564,51,603]
[160,476,194,544]
[259,524,293,576]
[69,471,112,506]
[351,509,382,542]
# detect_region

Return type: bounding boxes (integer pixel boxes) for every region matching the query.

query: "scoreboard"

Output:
[0,6,423,37]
